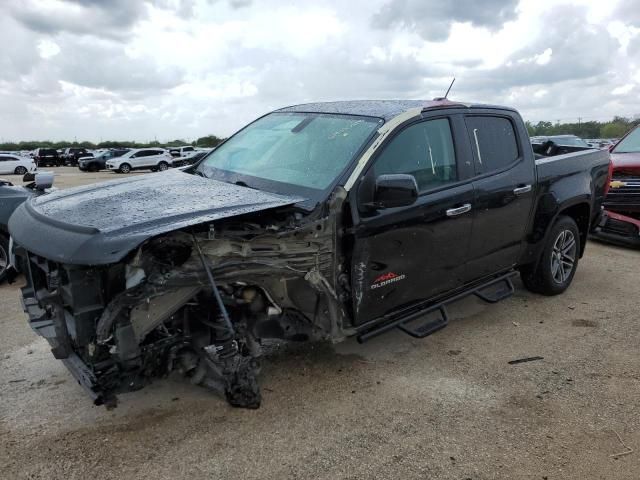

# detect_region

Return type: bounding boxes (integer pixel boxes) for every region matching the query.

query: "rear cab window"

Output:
[465,116,520,175]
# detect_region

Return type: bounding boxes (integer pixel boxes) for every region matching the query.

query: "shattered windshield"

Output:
[197,112,381,190]
[613,127,640,153]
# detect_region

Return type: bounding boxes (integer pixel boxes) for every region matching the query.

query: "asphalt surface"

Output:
[1,167,639,479]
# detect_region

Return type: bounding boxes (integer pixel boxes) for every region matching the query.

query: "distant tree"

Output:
[195,135,224,148]
[165,139,191,147]
[601,122,630,139]
[525,121,535,136]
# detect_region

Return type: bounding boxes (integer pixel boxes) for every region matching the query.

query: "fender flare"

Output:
[524,193,591,270]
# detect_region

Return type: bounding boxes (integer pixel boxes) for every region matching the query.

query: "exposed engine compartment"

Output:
[19,193,352,408]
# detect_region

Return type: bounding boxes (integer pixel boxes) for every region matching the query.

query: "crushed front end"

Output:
[9,164,356,408]
[15,206,350,408]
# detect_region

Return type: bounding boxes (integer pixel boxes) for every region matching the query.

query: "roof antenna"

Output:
[444,77,455,99]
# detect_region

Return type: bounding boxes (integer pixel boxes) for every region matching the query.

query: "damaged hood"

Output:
[9,169,303,265]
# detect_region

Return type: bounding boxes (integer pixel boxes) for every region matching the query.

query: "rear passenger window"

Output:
[466,116,519,174]
[373,118,457,192]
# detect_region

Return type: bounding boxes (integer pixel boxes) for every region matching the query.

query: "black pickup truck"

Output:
[9,100,611,409]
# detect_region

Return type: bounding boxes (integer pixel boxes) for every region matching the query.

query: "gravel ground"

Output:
[1,167,639,479]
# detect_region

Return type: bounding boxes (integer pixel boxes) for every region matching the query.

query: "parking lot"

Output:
[1,167,639,480]
[26,166,145,189]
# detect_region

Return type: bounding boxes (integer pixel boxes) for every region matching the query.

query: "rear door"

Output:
[464,113,536,279]
[148,149,166,166]
[350,115,475,325]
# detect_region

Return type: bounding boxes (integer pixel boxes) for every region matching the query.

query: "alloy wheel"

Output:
[550,230,576,284]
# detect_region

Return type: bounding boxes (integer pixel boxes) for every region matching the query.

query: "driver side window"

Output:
[373,118,457,192]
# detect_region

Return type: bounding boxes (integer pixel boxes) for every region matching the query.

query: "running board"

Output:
[397,305,449,339]
[356,272,517,343]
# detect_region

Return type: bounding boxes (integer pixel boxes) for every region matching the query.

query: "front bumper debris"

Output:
[592,210,640,248]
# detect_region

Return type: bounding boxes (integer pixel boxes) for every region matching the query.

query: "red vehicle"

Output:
[593,125,640,247]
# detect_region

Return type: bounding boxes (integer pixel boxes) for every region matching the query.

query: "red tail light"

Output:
[603,158,613,197]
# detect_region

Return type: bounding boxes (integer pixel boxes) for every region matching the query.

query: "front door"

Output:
[463,113,536,279]
[350,116,474,325]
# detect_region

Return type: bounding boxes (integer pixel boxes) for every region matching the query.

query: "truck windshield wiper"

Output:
[234,180,256,189]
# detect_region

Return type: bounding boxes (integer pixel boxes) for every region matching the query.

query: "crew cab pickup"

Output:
[9,100,611,409]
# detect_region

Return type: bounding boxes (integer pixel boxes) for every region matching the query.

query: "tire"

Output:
[119,163,132,174]
[88,163,98,172]
[14,166,27,175]
[521,215,580,296]
[157,161,169,172]
[0,235,9,284]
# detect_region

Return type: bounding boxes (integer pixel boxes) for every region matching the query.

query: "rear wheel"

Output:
[119,163,132,174]
[88,163,98,172]
[157,161,169,171]
[0,235,9,283]
[14,166,27,175]
[521,215,580,295]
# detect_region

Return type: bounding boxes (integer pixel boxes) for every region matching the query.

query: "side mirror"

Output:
[22,172,35,182]
[34,171,54,190]
[373,174,418,209]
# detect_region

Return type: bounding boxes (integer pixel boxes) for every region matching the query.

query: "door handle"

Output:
[513,185,532,195]
[446,204,472,217]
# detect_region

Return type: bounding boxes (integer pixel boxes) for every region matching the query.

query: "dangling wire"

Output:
[191,232,235,337]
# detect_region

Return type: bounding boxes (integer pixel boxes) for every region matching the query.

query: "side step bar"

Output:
[357,271,517,343]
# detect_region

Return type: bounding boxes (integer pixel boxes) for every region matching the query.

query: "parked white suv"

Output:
[105,148,173,174]
[0,154,37,175]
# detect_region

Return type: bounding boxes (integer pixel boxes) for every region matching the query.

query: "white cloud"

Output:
[612,84,634,95]
[0,0,639,142]
[535,48,552,66]
[37,39,60,59]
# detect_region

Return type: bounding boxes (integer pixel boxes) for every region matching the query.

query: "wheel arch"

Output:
[520,196,591,270]
[556,202,590,258]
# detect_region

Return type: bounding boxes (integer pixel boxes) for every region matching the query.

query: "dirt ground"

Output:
[1,167,639,479]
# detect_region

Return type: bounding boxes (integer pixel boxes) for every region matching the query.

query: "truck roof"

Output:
[276,99,516,121]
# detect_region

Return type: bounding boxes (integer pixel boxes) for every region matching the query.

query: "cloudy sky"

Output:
[1,0,639,142]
